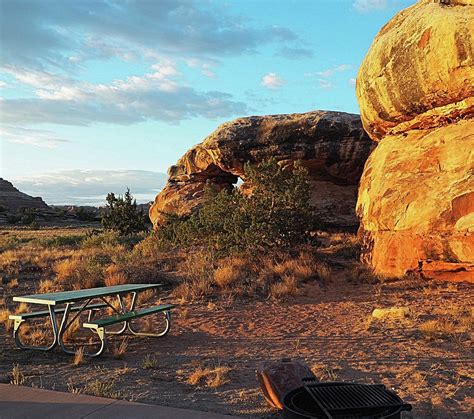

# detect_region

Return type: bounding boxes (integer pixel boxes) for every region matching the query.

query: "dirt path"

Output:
[1,278,472,418]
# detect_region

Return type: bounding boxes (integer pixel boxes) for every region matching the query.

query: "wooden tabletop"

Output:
[13,284,162,306]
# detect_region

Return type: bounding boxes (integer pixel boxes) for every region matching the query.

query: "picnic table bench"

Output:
[9,284,175,357]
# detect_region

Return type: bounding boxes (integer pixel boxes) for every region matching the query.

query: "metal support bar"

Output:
[58,300,105,357]
[127,310,171,337]
[13,305,59,351]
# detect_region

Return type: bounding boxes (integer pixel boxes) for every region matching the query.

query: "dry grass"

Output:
[419,319,457,341]
[62,318,81,342]
[27,327,51,346]
[15,302,28,314]
[136,289,155,305]
[141,354,158,369]
[214,257,249,288]
[0,307,13,332]
[104,265,128,287]
[269,274,299,300]
[67,380,83,394]
[37,279,61,294]
[173,247,331,301]
[7,278,19,289]
[84,380,122,398]
[346,263,383,284]
[112,338,129,359]
[73,347,85,366]
[187,363,231,388]
[172,278,213,303]
[10,364,25,385]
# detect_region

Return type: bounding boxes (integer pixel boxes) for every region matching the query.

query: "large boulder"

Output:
[356,0,474,141]
[0,178,49,213]
[356,0,474,281]
[150,111,374,229]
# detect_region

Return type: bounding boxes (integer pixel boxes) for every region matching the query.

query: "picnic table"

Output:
[9,284,175,357]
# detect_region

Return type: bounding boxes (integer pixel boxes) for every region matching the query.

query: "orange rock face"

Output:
[150,111,374,229]
[356,0,474,281]
[356,0,474,141]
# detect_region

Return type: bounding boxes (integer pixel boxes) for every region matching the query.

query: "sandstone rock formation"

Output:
[0,178,49,212]
[356,0,474,281]
[150,111,374,229]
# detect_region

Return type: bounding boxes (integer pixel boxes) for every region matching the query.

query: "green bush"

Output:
[82,229,146,249]
[20,208,36,225]
[101,189,149,236]
[7,214,21,224]
[34,235,84,248]
[76,207,97,221]
[154,159,317,253]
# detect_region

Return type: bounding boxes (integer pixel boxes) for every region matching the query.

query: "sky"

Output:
[0,0,414,205]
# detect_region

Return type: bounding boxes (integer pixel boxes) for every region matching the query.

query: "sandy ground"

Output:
[0,273,473,418]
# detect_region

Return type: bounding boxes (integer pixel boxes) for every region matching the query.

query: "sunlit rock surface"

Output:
[356,0,474,281]
[150,111,374,229]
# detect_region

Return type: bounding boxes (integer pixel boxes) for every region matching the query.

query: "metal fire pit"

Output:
[283,382,412,419]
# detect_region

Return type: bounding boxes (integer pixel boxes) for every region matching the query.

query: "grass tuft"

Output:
[187,362,231,388]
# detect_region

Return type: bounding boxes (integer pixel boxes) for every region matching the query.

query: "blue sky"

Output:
[0,0,414,204]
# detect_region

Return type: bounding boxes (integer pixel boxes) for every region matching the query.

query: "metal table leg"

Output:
[13,305,59,351]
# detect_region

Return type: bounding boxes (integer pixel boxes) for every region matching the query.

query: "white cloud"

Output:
[0,126,70,148]
[11,170,167,206]
[318,79,334,90]
[313,64,353,78]
[0,81,7,88]
[1,0,302,70]
[1,64,247,125]
[349,78,357,87]
[261,73,285,89]
[353,0,388,12]
[185,59,218,78]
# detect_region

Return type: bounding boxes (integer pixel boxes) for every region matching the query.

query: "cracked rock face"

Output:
[356,0,474,281]
[150,111,374,230]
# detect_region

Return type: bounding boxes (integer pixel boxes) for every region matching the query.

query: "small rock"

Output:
[371,307,410,320]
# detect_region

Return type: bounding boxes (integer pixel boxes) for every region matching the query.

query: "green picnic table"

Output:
[9,284,175,357]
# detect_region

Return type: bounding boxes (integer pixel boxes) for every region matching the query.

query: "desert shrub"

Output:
[328,233,361,259]
[269,274,299,299]
[101,189,149,236]
[81,230,145,250]
[76,207,97,221]
[214,257,249,288]
[174,247,326,301]
[20,208,36,225]
[0,235,31,252]
[54,250,111,289]
[155,159,316,253]
[104,264,128,286]
[34,235,84,248]
[81,230,121,248]
[28,221,40,230]
[347,264,383,284]
[7,214,21,224]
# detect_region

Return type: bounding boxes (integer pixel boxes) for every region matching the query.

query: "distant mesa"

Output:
[356,0,474,281]
[150,110,375,230]
[0,178,49,213]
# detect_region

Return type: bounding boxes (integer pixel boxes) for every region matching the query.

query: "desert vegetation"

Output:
[0,160,472,417]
